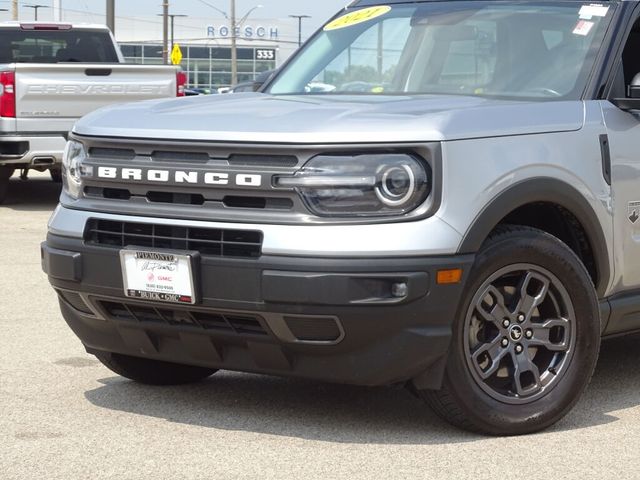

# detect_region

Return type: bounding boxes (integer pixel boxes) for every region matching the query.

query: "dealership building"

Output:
[115,16,301,89]
[25,9,306,89]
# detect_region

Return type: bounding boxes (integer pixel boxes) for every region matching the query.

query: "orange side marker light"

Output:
[437,269,463,285]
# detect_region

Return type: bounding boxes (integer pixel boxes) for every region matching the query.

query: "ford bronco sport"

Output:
[42,0,640,434]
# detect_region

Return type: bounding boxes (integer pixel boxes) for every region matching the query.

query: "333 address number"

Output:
[255,49,276,60]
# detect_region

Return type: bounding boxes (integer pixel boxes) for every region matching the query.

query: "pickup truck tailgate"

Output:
[14,63,177,121]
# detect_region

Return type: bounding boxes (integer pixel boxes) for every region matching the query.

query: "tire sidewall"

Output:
[0,175,9,204]
[444,229,600,434]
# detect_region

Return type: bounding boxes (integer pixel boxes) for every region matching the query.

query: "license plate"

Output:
[120,250,196,305]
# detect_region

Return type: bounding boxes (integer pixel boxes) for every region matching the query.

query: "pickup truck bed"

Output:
[0,22,186,203]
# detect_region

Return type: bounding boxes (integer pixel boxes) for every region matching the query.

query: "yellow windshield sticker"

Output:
[324,6,392,31]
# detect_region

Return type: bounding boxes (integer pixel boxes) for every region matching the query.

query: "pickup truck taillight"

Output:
[0,72,16,118]
[176,71,187,97]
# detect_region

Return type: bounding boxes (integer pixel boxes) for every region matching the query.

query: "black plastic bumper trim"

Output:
[44,233,474,387]
[262,271,430,306]
[41,243,82,281]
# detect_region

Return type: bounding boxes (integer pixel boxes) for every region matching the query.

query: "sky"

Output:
[0,1,353,35]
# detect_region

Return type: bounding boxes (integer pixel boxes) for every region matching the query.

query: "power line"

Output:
[0,1,291,30]
[194,0,227,18]
[0,1,211,29]
[0,1,300,44]
[24,4,48,21]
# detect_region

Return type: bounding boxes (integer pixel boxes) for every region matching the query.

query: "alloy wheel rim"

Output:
[463,263,577,405]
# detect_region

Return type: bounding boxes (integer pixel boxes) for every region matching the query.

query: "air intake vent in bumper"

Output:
[99,301,269,336]
[85,219,262,258]
[284,316,343,342]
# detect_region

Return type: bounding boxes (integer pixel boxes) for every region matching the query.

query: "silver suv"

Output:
[42,0,640,435]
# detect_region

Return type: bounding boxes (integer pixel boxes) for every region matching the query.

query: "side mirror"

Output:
[612,73,640,111]
[252,69,277,92]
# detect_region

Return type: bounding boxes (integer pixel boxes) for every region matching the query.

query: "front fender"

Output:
[457,177,611,298]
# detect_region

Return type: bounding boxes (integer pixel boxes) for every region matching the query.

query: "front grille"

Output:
[86,147,299,167]
[85,186,132,200]
[146,191,205,206]
[88,147,136,160]
[151,151,211,163]
[85,219,262,258]
[83,187,294,211]
[227,154,298,167]
[77,137,437,225]
[99,300,268,336]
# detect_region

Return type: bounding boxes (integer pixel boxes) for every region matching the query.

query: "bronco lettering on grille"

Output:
[97,166,263,187]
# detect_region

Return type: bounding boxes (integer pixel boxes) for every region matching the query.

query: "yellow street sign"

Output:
[170,44,183,65]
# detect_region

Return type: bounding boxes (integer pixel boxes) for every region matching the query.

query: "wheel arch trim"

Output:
[457,177,611,297]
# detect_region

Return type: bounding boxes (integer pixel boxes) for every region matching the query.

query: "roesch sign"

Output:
[206,25,279,40]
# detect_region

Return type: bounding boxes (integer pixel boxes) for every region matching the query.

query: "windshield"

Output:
[0,29,119,63]
[267,2,614,100]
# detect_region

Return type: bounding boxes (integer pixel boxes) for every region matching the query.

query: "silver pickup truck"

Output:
[0,22,186,203]
[42,0,640,435]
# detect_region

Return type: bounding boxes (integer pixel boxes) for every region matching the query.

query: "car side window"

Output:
[607,15,640,99]
[621,20,640,94]
[622,26,640,85]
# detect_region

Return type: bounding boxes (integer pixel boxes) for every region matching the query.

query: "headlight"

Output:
[62,140,90,199]
[275,153,431,217]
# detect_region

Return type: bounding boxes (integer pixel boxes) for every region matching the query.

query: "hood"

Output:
[73,93,584,144]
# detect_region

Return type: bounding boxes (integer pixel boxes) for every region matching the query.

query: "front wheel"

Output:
[94,352,217,385]
[420,226,600,435]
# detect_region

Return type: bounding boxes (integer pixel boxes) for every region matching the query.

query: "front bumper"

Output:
[0,133,67,166]
[42,212,473,388]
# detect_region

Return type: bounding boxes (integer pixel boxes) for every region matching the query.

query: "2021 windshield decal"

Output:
[323,6,392,31]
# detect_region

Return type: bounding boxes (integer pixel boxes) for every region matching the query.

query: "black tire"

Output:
[50,168,63,183]
[0,167,14,204]
[94,352,217,385]
[420,226,600,435]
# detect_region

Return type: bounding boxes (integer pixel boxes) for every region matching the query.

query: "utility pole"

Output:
[157,13,187,53]
[106,0,115,34]
[53,0,61,21]
[289,15,311,47]
[12,0,18,20]
[162,1,169,64]
[25,4,49,21]
[199,1,261,86]
[230,0,237,86]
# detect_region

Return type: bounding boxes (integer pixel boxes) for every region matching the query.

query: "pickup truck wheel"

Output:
[94,352,217,385]
[0,167,14,204]
[50,168,63,183]
[420,226,600,435]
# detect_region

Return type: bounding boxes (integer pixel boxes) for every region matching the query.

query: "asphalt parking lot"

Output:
[2,173,640,479]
